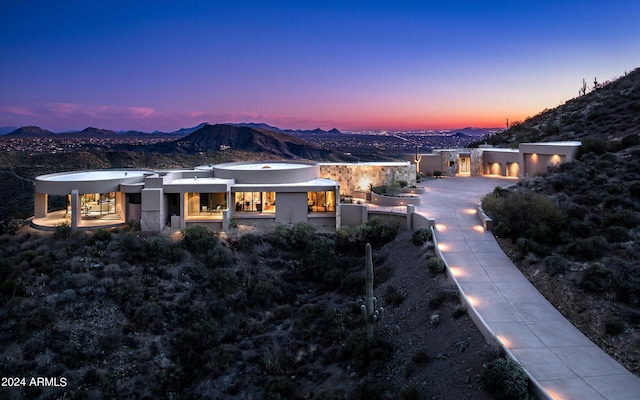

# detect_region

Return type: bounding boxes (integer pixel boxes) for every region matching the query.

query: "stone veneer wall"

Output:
[470,149,484,176]
[319,163,416,196]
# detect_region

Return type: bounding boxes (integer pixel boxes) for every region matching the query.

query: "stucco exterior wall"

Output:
[214,161,319,184]
[519,142,580,177]
[275,192,309,225]
[141,188,164,231]
[483,150,520,176]
[340,203,368,227]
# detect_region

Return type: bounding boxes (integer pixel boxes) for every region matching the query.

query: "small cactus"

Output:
[361,243,383,340]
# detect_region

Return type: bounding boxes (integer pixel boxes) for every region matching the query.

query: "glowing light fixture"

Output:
[464,208,477,215]
[496,334,511,348]
[435,223,447,231]
[466,295,478,307]
[473,225,485,233]
[437,242,449,252]
[449,267,463,277]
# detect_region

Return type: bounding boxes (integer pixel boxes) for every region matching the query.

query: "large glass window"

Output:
[187,192,227,216]
[234,192,275,213]
[308,191,336,212]
[81,192,117,216]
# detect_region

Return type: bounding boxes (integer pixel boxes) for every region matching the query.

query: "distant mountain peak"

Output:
[6,126,55,137]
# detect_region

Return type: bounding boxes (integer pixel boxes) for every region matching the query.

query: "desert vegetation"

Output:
[481,143,640,375]
[0,219,505,399]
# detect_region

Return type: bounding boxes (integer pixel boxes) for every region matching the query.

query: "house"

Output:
[32,160,416,232]
[405,141,581,178]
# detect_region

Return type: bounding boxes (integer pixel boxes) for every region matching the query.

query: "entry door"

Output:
[459,156,470,174]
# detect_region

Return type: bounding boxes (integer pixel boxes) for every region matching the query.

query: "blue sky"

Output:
[0,0,638,132]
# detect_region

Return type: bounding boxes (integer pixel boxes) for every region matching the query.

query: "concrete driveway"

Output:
[416,176,640,400]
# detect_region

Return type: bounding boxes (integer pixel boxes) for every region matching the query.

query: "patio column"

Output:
[407,204,415,230]
[34,193,47,218]
[70,190,81,231]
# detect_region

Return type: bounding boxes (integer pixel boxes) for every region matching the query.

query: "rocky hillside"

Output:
[474,68,640,148]
[147,123,345,161]
[478,67,640,376]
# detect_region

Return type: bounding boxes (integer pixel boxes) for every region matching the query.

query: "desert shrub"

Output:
[0,279,26,299]
[87,229,112,245]
[143,236,184,263]
[182,225,218,254]
[543,255,570,276]
[604,317,626,336]
[54,222,72,240]
[428,291,448,309]
[411,227,432,246]
[339,331,393,372]
[205,245,234,268]
[210,268,240,296]
[237,232,260,253]
[580,264,624,300]
[579,136,608,156]
[621,133,640,149]
[3,219,22,235]
[384,285,405,306]
[565,220,594,239]
[127,219,141,231]
[427,257,445,275]
[602,210,638,228]
[270,222,317,250]
[603,226,631,243]
[133,302,164,333]
[482,189,564,245]
[359,218,399,249]
[516,237,548,256]
[336,219,398,251]
[263,376,296,400]
[322,267,345,290]
[174,319,221,375]
[340,272,365,295]
[564,236,609,261]
[452,304,467,318]
[481,357,530,400]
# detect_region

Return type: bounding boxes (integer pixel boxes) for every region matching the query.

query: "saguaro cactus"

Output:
[361,243,383,340]
[414,143,422,175]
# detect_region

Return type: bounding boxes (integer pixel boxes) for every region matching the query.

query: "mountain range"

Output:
[0,123,344,137]
[142,123,343,160]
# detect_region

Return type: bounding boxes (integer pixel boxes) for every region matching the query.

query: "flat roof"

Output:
[38,170,150,182]
[233,178,337,188]
[320,161,410,166]
[482,148,519,153]
[520,141,581,146]
[170,177,231,184]
[214,162,313,171]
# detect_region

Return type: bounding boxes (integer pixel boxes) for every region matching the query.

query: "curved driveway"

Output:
[416,176,640,400]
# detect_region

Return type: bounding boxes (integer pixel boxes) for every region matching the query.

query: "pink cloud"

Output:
[0,106,41,117]
[47,103,156,120]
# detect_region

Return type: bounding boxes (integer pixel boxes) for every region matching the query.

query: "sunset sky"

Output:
[0,1,638,132]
